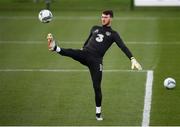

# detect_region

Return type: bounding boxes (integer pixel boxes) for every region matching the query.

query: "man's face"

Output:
[101,14,111,26]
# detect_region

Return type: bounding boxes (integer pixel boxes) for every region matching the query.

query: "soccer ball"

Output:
[38,9,53,23]
[164,77,176,89]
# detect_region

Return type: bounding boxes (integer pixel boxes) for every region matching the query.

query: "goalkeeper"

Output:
[47,10,142,121]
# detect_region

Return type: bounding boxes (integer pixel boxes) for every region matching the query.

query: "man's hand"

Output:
[131,57,142,70]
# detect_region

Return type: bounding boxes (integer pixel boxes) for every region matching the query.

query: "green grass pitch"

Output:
[0,0,180,126]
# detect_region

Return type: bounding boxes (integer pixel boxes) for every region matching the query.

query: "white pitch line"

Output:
[0,16,180,20]
[0,16,161,20]
[0,40,180,45]
[142,70,154,127]
[0,69,149,73]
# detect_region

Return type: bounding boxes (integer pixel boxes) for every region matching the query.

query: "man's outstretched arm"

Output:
[113,32,142,70]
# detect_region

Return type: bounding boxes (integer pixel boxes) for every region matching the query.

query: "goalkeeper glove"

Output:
[131,57,142,70]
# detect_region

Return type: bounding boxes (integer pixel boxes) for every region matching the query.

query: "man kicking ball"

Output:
[47,10,142,121]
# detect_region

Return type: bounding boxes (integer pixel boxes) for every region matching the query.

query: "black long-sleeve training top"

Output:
[83,25,133,59]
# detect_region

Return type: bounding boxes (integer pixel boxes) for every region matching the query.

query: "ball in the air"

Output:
[38,9,53,23]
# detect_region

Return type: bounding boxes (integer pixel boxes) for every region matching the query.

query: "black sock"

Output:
[96,113,101,118]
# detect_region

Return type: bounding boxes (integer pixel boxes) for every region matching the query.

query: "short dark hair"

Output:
[102,10,113,18]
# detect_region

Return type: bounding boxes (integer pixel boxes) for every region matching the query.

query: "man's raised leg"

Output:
[47,33,87,65]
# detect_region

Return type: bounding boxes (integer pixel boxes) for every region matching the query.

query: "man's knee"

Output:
[93,83,101,93]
